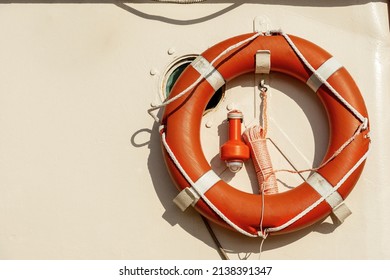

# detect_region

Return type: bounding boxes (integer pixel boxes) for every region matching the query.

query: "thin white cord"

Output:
[258,237,267,260]
[258,181,268,259]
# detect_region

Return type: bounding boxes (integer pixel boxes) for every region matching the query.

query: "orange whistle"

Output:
[220,110,250,172]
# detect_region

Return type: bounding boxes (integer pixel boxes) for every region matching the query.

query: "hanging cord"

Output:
[243,81,278,195]
[242,80,273,258]
[147,32,262,123]
[258,177,268,259]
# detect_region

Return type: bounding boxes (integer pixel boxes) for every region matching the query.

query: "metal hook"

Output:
[259,79,268,94]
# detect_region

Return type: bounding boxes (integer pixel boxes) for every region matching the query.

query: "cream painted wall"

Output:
[0,1,389,259]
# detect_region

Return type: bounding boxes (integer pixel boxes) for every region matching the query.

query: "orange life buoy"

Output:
[160,32,370,237]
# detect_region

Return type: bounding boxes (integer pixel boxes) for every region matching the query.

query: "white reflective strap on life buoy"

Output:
[306,57,343,92]
[306,172,352,223]
[191,56,225,91]
[306,172,344,209]
[173,170,221,211]
[193,169,221,194]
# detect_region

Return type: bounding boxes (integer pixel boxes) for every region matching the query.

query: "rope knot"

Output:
[258,229,269,239]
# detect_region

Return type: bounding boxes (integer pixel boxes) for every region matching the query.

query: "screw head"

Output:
[150,68,158,76]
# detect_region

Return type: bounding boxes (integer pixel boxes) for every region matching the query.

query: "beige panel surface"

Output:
[0,1,389,259]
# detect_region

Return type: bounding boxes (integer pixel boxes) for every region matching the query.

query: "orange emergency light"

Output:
[220,110,250,172]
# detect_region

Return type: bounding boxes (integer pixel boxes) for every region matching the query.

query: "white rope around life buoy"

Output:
[281,33,368,128]
[153,29,371,239]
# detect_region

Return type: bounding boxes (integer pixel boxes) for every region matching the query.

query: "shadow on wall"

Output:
[131,120,229,254]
